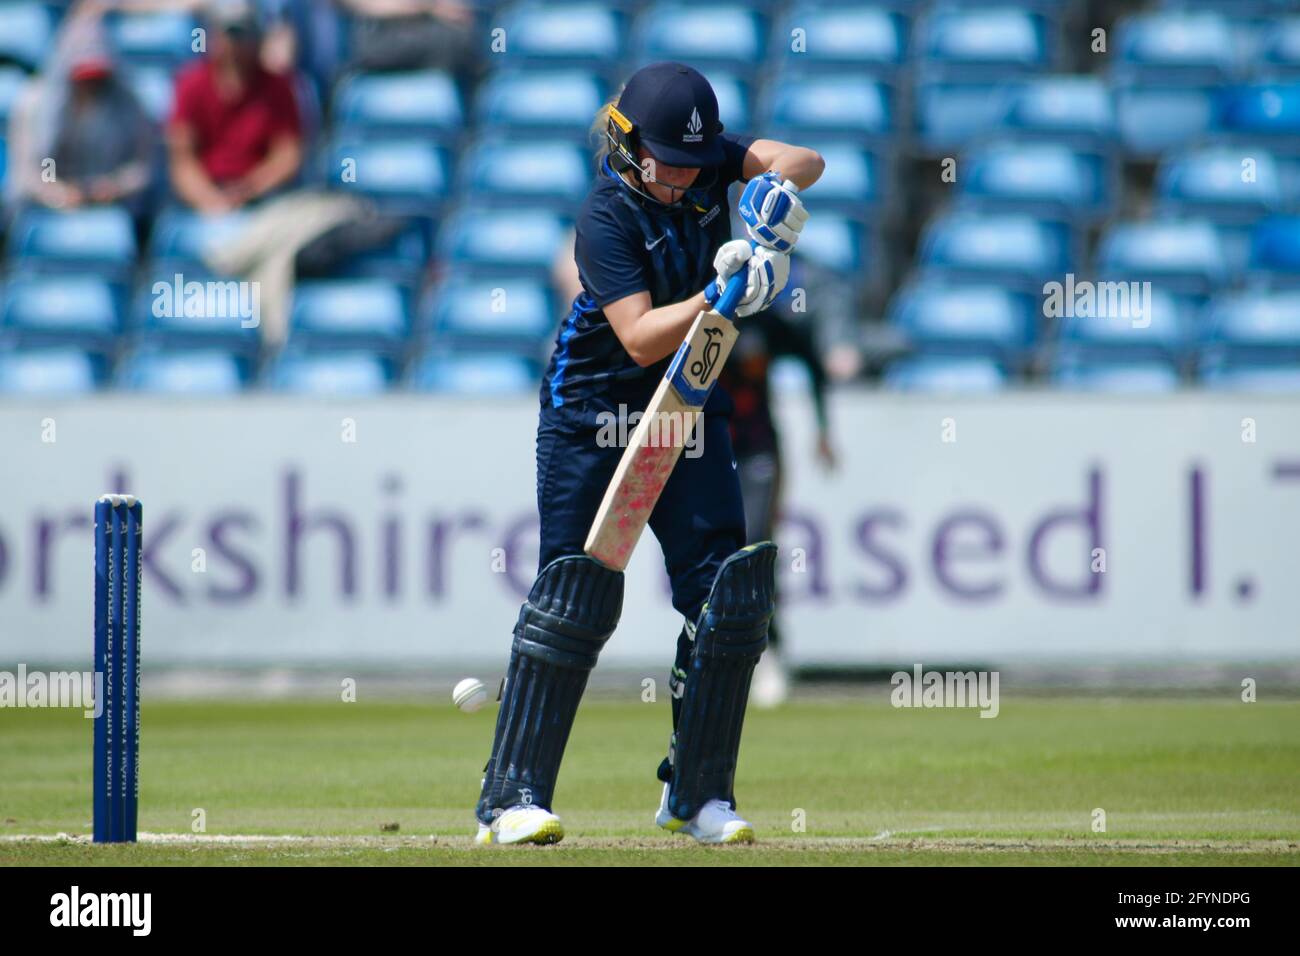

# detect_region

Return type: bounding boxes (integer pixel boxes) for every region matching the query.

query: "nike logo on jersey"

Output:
[645,235,666,250]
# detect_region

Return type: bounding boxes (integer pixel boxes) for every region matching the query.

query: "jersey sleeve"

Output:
[575,205,648,308]
[719,132,757,186]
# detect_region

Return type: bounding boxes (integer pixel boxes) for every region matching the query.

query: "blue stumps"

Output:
[93,494,142,844]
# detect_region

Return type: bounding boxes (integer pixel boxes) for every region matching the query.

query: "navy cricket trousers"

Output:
[534,404,746,623]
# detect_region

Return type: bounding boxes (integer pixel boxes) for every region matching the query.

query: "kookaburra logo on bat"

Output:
[690,327,724,385]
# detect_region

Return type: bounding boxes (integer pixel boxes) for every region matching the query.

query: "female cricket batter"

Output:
[474,62,823,845]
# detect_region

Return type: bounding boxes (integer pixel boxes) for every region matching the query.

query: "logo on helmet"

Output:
[684,107,703,143]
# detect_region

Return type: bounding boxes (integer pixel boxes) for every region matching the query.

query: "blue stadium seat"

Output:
[1113,12,1238,83]
[1157,0,1283,15]
[792,212,869,279]
[1156,147,1287,222]
[766,75,891,143]
[1203,291,1300,361]
[1,276,121,346]
[1260,18,1300,77]
[1096,220,1229,297]
[1217,84,1300,153]
[148,210,249,274]
[1154,147,1284,272]
[118,348,247,394]
[494,3,623,67]
[123,65,175,123]
[884,356,1007,392]
[289,280,410,350]
[475,69,606,137]
[1050,356,1181,393]
[1200,359,1300,392]
[797,142,884,216]
[887,283,1035,360]
[916,213,1071,289]
[776,4,905,77]
[9,208,137,278]
[423,276,554,344]
[1249,216,1300,282]
[268,351,393,394]
[0,66,27,125]
[997,76,1116,148]
[936,0,1070,12]
[958,142,1111,223]
[0,3,54,71]
[914,81,1018,152]
[1115,84,1215,156]
[701,71,750,130]
[106,9,199,67]
[409,351,539,394]
[0,348,99,394]
[437,207,568,276]
[326,138,449,209]
[133,274,262,350]
[634,4,765,74]
[1055,287,1190,362]
[915,7,1048,79]
[334,71,463,139]
[460,138,589,207]
[328,219,430,287]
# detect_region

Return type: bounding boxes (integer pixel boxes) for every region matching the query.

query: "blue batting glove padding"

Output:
[739,173,795,253]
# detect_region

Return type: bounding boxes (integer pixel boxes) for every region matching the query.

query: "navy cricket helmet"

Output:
[609,62,725,169]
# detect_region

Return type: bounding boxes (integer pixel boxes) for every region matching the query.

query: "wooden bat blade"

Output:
[584,303,740,570]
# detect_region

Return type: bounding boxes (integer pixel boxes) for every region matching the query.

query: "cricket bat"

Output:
[583,259,752,571]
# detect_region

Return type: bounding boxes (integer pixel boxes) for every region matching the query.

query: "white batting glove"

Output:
[705,238,753,304]
[738,172,808,253]
[735,246,790,318]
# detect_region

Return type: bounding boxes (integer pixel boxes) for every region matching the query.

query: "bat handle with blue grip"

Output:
[712,236,763,320]
[713,265,750,320]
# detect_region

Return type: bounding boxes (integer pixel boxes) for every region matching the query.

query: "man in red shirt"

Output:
[168,1,303,214]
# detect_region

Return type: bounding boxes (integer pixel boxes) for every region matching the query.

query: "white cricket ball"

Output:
[452,678,488,713]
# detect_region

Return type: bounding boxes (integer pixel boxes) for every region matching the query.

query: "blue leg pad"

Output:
[667,543,777,821]
[476,555,623,824]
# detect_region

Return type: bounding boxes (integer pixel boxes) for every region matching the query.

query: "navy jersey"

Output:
[541,133,756,422]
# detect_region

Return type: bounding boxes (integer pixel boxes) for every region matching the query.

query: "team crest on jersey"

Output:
[684,107,703,143]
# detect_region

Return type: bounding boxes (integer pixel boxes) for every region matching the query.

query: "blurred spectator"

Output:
[339,0,479,77]
[168,0,302,214]
[719,264,837,708]
[164,0,372,348]
[259,0,342,104]
[5,6,154,216]
[804,259,867,384]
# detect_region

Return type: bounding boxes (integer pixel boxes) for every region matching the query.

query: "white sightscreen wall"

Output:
[1,393,1297,664]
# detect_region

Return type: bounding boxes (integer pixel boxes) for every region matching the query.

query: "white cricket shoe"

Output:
[750,651,789,708]
[474,805,565,846]
[656,784,755,844]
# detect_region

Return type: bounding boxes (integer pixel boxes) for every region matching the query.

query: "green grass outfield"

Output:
[2,696,1298,866]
